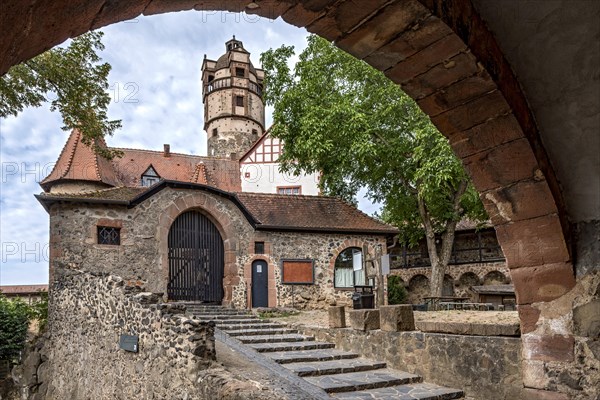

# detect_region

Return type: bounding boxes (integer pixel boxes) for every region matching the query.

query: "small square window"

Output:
[236,96,244,107]
[212,128,218,137]
[236,67,245,77]
[98,226,120,245]
[254,242,265,254]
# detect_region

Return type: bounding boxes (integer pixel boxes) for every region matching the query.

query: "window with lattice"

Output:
[97,226,121,245]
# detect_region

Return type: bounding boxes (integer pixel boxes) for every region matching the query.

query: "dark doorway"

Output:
[251,260,268,308]
[167,211,224,303]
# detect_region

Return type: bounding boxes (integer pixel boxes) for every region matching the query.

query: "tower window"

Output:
[236,96,244,107]
[212,128,218,137]
[236,67,245,77]
[208,75,214,82]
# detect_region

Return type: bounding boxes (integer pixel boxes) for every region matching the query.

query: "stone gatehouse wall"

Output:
[42,270,215,399]
[299,326,524,400]
[48,187,388,309]
[237,233,386,309]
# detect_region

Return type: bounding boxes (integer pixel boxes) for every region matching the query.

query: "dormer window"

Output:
[141,166,160,187]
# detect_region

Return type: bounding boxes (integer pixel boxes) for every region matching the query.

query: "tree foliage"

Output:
[0,295,31,362]
[261,35,487,296]
[387,276,408,305]
[0,31,121,158]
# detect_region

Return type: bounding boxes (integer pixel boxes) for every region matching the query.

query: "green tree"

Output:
[387,276,408,305]
[261,35,487,297]
[0,31,121,158]
[0,295,31,363]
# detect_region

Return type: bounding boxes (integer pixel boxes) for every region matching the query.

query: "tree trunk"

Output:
[417,179,469,298]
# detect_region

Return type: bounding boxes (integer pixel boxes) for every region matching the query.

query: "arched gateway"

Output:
[167,210,224,303]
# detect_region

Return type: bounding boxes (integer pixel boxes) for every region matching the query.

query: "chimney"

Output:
[163,144,171,157]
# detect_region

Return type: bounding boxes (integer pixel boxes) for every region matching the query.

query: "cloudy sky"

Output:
[0,11,380,286]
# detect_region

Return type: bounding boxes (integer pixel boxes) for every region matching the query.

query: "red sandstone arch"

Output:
[329,239,379,284]
[0,1,579,396]
[158,191,241,305]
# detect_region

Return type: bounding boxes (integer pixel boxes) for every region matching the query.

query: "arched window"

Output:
[334,247,366,288]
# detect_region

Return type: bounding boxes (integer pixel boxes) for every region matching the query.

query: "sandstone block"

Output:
[379,305,415,332]
[518,305,541,334]
[348,309,380,331]
[522,334,574,362]
[328,306,346,328]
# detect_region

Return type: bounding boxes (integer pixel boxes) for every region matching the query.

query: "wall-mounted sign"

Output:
[381,254,390,275]
[119,334,139,353]
[281,259,314,285]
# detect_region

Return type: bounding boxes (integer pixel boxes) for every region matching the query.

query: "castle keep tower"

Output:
[202,37,265,158]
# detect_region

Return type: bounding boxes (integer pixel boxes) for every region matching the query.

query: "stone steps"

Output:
[248,341,336,353]
[196,315,261,321]
[218,322,286,331]
[203,305,463,399]
[237,333,313,344]
[227,328,298,337]
[267,349,361,364]
[330,382,465,399]
[304,369,421,393]
[284,358,386,377]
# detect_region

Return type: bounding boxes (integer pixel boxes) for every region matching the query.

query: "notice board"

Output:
[281,259,314,285]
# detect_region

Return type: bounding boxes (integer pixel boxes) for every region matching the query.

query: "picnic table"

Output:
[438,302,494,311]
[422,296,469,311]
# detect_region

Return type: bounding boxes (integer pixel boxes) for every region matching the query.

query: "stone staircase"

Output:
[187,305,464,400]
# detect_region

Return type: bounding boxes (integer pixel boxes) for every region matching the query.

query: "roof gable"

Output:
[41,129,121,191]
[240,129,283,164]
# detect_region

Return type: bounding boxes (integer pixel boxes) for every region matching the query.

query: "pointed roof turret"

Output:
[40,129,121,192]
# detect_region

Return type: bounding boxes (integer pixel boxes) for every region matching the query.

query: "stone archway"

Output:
[158,191,240,306]
[0,1,583,397]
[408,274,430,304]
[483,270,508,286]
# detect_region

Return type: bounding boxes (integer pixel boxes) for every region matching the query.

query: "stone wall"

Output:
[239,234,386,309]
[49,187,388,310]
[393,262,510,303]
[298,326,524,400]
[41,270,215,399]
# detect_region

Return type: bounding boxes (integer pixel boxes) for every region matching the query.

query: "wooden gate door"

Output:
[251,260,268,307]
[168,211,224,303]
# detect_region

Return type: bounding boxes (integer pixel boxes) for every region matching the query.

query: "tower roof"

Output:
[40,129,121,191]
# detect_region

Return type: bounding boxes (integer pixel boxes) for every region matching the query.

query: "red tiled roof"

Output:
[37,182,397,235]
[38,187,146,202]
[41,129,121,191]
[110,148,241,192]
[0,285,48,295]
[236,192,398,234]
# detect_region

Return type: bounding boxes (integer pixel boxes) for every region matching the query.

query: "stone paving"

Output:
[187,305,464,400]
